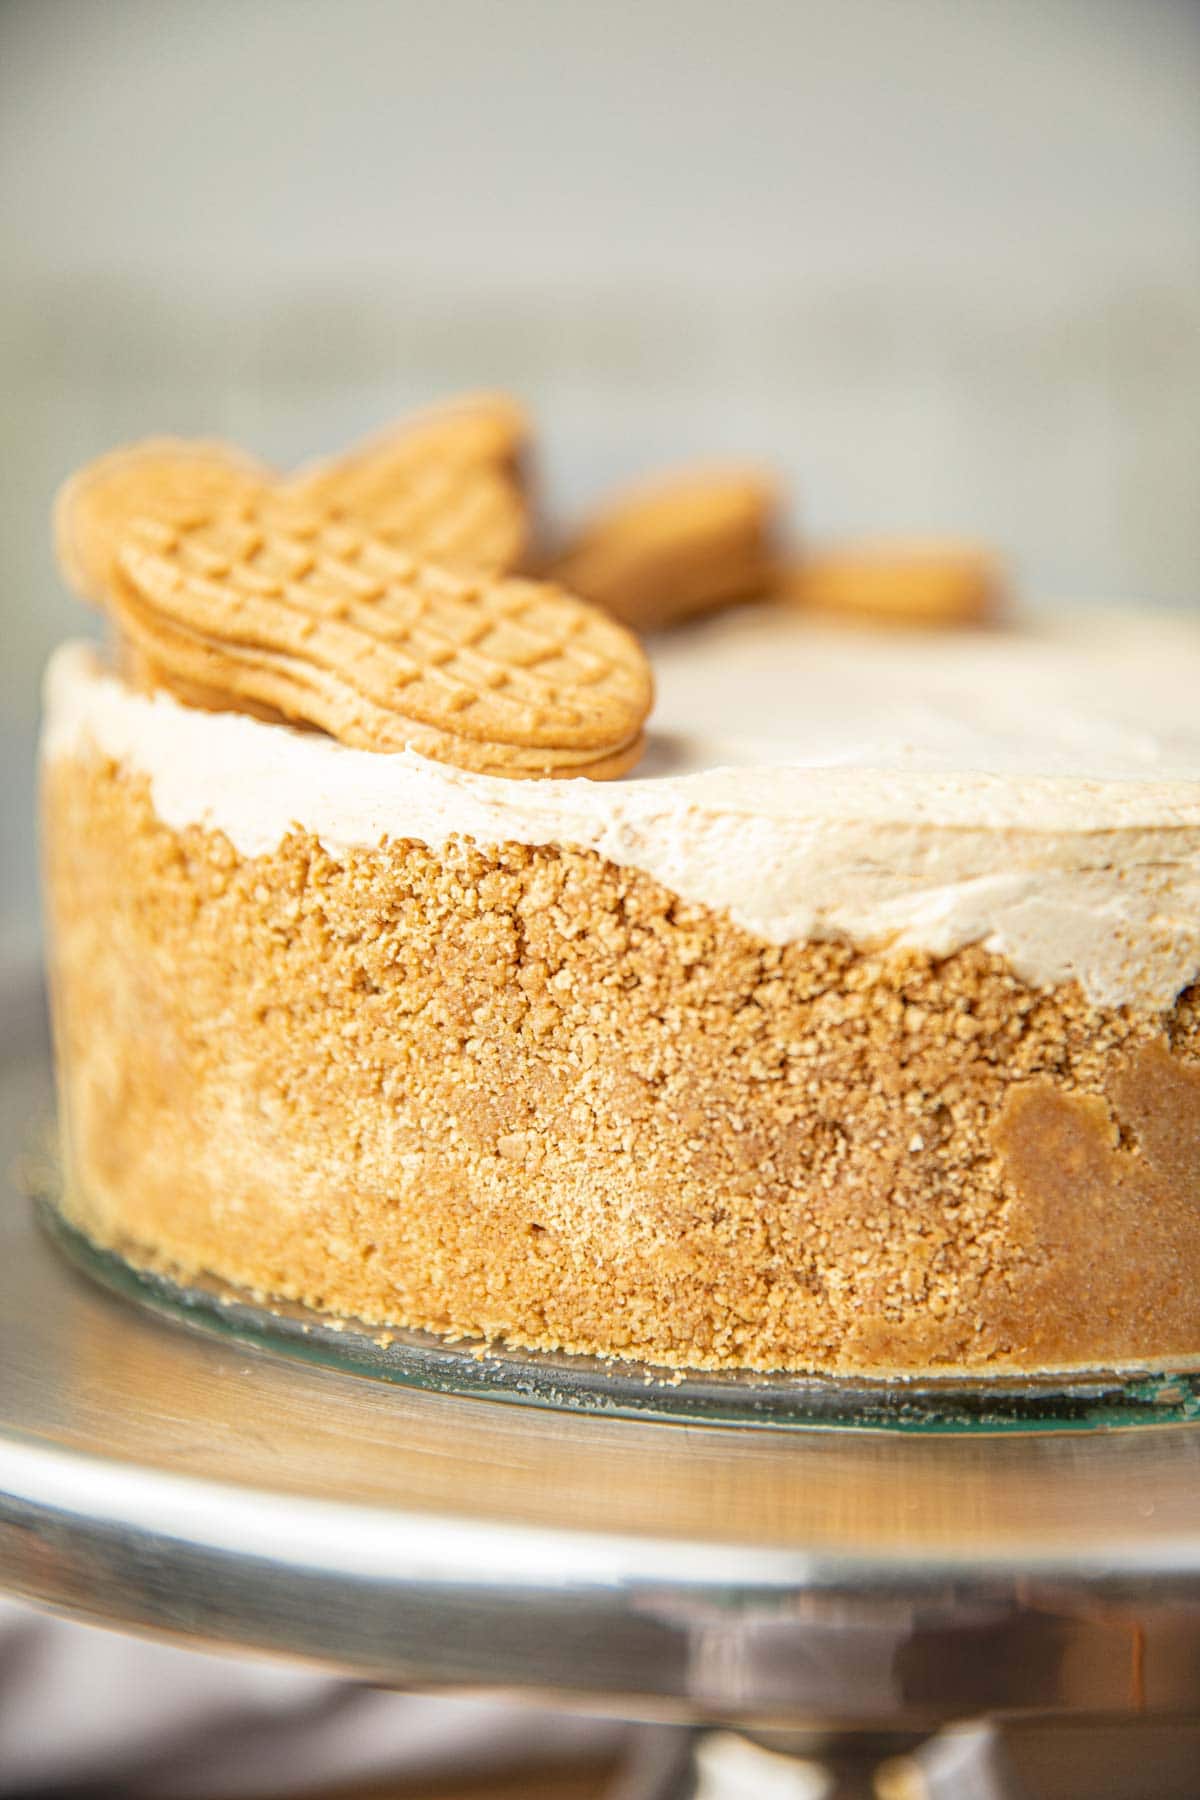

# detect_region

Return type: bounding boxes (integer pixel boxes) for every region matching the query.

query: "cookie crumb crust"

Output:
[44,753,1200,1375]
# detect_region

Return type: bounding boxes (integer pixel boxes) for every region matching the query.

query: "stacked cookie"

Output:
[56,390,1003,784]
[55,398,650,780]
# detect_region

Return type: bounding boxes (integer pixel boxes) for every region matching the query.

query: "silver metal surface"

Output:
[3,1033,1200,1728]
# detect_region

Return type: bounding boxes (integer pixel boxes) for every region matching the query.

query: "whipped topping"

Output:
[42,607,1200,1011]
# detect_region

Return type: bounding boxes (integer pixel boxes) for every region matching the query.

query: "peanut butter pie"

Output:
[41,412,1200,1377]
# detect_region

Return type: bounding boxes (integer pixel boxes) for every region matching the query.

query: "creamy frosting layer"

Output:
[42,607,1200,1010]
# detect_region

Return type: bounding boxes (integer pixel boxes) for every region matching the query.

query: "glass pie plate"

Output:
[37,1184,1200,1435]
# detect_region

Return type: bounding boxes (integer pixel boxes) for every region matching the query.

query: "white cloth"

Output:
[0,1598,625,1797]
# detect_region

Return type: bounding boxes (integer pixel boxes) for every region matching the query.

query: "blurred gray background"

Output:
[3,0,1199,977]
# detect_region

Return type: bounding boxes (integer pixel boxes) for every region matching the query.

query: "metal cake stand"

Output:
[3,999,1200,1794]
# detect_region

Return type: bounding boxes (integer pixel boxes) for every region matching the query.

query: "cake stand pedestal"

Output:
[3,1024,1200,1798]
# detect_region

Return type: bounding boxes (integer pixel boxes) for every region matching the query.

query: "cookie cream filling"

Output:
[42,607,1200,1010]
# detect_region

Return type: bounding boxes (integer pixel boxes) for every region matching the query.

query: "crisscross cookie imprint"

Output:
[110,497,650,777]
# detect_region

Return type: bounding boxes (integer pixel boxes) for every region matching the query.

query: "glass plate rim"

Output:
[37,1199,1200,1435]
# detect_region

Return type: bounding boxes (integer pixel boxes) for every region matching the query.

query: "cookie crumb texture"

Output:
[45,757,1200,1375]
